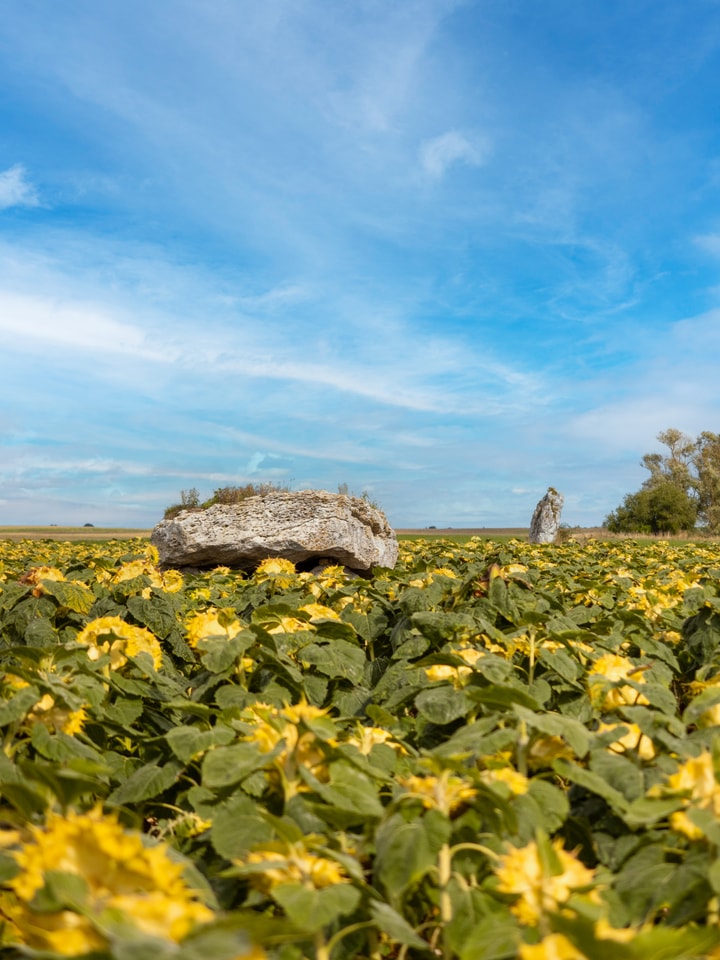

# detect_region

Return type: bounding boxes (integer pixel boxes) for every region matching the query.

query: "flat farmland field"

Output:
[2,534,720,957]
[397,527,529,541]
[1,526,528,543]
[0,526,153,541]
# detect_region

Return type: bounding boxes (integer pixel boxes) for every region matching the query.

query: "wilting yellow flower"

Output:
[698,702,720,728]
[246,717,285,755]
[271,617,314,634]
[495,839,597,924]
[242,702,334,796]
[587,653,649,710]
[668,752,717,796]
[527,736,575,770]
[112,559,153,583]
[19,566,65,597]
[346,725,398,755]
[455,645,484,666]
[26,694,87,736]
[185,608,242,647]
[480,766,529,795]
[282,702,329,725]
[256,557,296,575]
[519,933,589,960]
[425,663,471,686]
[664,752,720,839]
[0,829,21,849]
[578,588,605,608]
[75,616,163,671]
[161,569,184,591]
[686,675,720,727]
[1,672,30,691]
[299,602,341,621]
[594,918,639,942]
[241,841,349,892]
[596,722,656,761]
[5,808,214,955]
[237,656,256,676]
[189,586,212,602]
[473,632,512,657]
[425,645,484,687]
[100,557,183,595]
[311,563,347,584]
[254,557,298,589]
[625,585,679,619]
[398,773,477,815]
[2,673,88,737]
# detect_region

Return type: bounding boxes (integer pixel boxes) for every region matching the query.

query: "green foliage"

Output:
[606,480,698,534]
[4,536,720,956]
[604,428,720,534]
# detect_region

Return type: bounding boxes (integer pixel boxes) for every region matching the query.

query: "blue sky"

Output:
[2,0,720,529]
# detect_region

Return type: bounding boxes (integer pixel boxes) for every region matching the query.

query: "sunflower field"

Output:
[3,535,720,959]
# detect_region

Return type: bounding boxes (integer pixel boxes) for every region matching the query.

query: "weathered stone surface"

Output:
[529,487,564,544]
[150,490,398,571]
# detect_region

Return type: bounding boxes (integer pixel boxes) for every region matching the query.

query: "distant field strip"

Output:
[0,527,153,542]
[0,526,527,543]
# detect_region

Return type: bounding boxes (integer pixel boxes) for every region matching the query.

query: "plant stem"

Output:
[528,628,536,685]
[438,841,453,960]
[449,841,500,861]
[314,930,330,960]
[517,718,528,778]
[326,921,376,955]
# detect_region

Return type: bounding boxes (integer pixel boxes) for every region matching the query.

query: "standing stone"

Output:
[529,487,564,544]
[151,489,398,571]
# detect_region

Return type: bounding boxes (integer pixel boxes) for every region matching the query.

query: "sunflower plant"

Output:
[3,535,720,956]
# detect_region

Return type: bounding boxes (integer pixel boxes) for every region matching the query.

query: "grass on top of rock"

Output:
[163,483,381,521]
[163,483,292,519]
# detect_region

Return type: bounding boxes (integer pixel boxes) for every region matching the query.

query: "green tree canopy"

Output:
[605,481,697,535]
[605,429,720,534]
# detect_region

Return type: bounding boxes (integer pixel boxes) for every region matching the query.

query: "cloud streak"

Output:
[419,130,490,179]
[2,1,720,527]
[0,165,39,210]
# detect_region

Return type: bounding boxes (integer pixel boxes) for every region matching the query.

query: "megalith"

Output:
[151,489,398,572]
[529,487,564,543]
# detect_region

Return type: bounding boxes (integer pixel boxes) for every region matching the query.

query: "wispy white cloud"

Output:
[419,130,489,179]
[0,164,39,210]
[4,1,720,528]
[564,307,720,454]
[0,291,168,360]
[694,234,720,257]
[0,233,546,419]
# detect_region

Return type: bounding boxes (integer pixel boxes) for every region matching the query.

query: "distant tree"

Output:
[605,428,705,534]
[640,428,695,491]
[694,432,720,533]
[606,481,697,535]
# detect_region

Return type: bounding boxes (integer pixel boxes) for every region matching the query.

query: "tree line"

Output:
[605,429,720,535]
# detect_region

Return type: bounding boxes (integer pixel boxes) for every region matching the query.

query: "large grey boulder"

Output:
[151,490,398,571]
[529,487,564,543]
